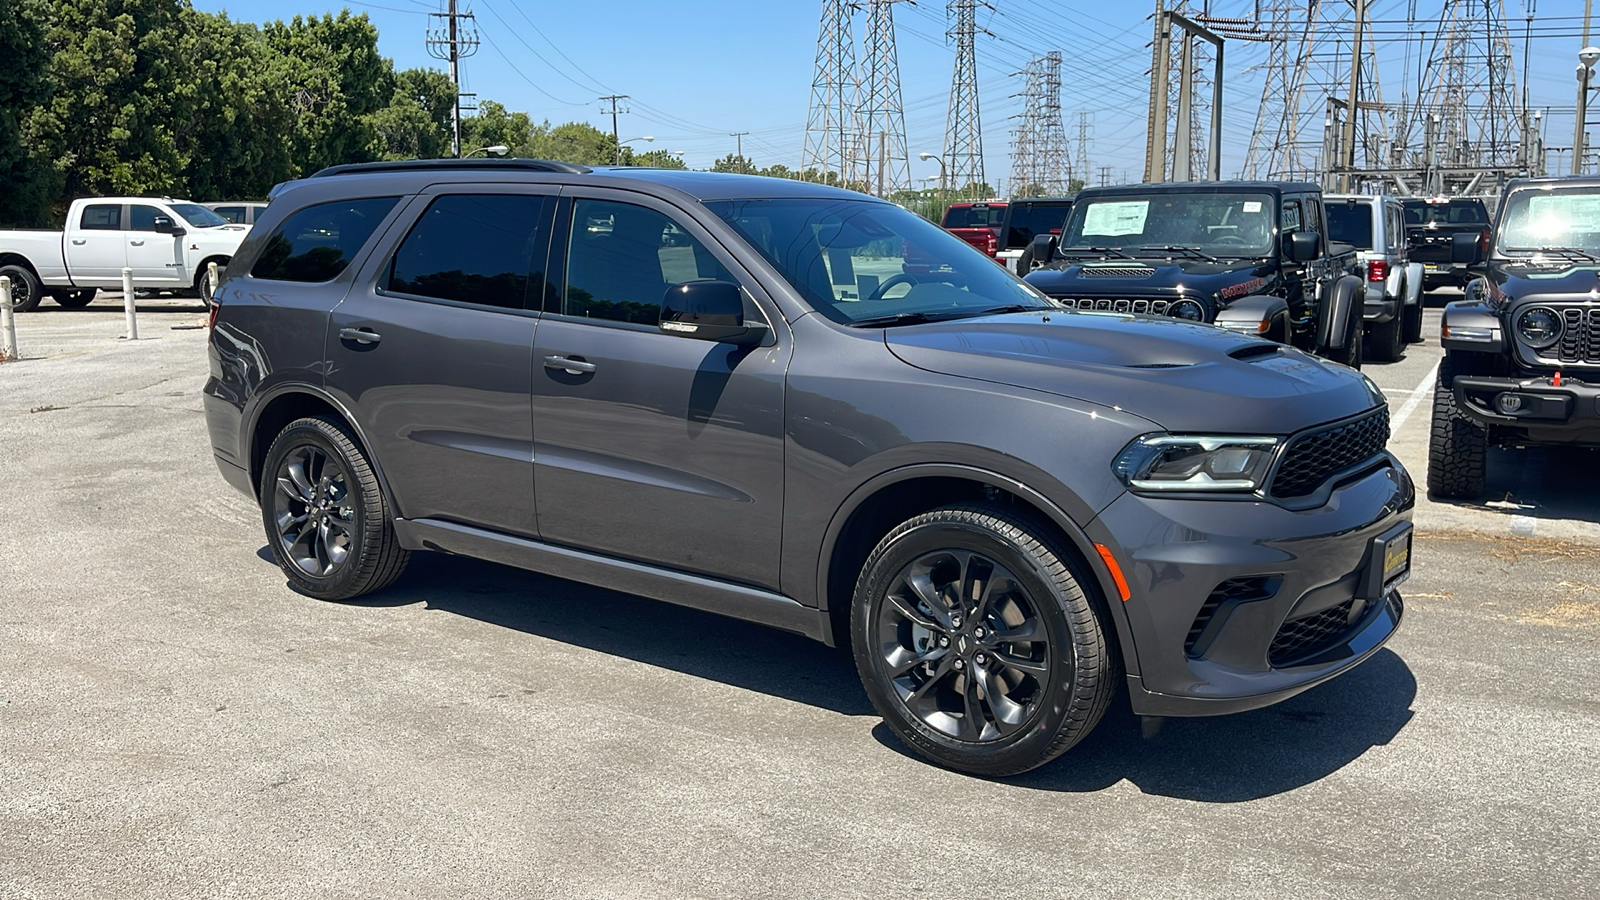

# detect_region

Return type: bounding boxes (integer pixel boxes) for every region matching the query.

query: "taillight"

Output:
[207,298,220,329]
[1367,259,1388,282]
[985,233,997,255]
[1479,228,1491,256]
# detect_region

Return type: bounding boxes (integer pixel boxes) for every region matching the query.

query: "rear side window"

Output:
[214,206,247,224]
[251,197,399,283]
[80,204,121,230]
[385,194,552,310]
[1326,202,1374,249]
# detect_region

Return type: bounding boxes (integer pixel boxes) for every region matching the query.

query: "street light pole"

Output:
[1577,49,1600,175]
[918,152,948,193]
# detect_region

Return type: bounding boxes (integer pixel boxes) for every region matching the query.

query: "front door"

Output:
[530,192,788,589]
[327,187,556,539]
[126,203,186,284]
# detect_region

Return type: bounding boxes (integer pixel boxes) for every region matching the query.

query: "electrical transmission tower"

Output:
[1075,112,1092,189]
[854,0,912,198]
[1409,0,1522,191]
[425,0,479,158]
[944,0,989,197]
[1010,52,1069,197]
[802,1,859,184]
[1244,0,1387,185]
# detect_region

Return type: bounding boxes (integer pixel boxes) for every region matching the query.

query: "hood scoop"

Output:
[1079,265,1155,279]
[1227,342,1282,361]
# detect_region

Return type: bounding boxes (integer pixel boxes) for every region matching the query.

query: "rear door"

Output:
[126,203,187,285]
[65,203,128,283]
[326,186,555,539]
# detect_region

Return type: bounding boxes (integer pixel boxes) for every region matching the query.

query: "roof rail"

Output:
[309,158,593,178]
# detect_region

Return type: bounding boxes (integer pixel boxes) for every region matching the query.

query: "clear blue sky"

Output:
[190,0,1592,185]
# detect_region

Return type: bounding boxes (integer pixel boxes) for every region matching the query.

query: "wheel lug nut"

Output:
[953,659,965,670]
[939,636,950,647]
[951,616,962,628]
[975,627,986,638]
[974,652,987,665]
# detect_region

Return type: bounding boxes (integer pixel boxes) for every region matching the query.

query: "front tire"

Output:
[260,416,410,600]
[0,265,44,313]
[851,504,1117,776]
[1426,353,1489,499]
[53,289,96,309]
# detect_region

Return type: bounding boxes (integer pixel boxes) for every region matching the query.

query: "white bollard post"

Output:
[1,275,18,361]
[121,266,138,341]
[207,260,219,303]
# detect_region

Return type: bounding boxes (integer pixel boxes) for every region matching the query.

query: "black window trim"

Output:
[371,188,558,316]
[543,187,781,339]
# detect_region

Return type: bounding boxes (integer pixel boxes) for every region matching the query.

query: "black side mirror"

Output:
[153,215,185,236]
[660,281,759,345]
[1284,230,1321,263]
[1027,233,1057,265]
[1451,231,1482,264]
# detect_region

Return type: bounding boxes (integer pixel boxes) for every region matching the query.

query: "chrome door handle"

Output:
[130,240,145,246]
[339,327,382,345]
[543,355,596,375]
[70,239,86,245]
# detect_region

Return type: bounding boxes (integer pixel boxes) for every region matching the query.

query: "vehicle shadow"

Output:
[350,552,877,717]
[873,648,1417,801]
[1430,445,1600,527]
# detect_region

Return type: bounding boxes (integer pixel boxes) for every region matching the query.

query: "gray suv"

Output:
[204,159,1412,775]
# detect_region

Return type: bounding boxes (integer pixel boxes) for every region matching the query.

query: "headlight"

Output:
[1517,307,1563,348]
[1169,299,1206,321]
[1113,434,1281,492]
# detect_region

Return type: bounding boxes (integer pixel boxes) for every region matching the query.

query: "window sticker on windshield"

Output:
[1082,201,1149,237]
[1242,201,1262,213]
[1526,194,1600,235]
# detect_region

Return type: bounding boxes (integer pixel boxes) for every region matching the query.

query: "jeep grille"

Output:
[1048,296,1172,315]
[1556,307,1600,364]
[1269,407,1391,499]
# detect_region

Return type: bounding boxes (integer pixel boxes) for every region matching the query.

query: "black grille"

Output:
[1049,296,1172,315]
[1078,266,1155,279]
[1187,576,1278,656]
[1270,599,1356,666]
[1556,307,1600,364]
[1269,408,1390,499]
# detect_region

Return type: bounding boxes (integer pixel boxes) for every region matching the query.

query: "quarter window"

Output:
[251,197,399,283]
[80,204,121,231]
[386,194,552,310]
[561,199,733,325]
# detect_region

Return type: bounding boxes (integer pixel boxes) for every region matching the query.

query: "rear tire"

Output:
[260,416,410,601]
[1426,353,1489,499]
[851,503,1118,776]
[1402,299,1424,344]
[53,289,96,309]
[0,264,44,313]
[1369,313,1404,362]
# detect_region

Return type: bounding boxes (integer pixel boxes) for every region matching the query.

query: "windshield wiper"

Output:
[850,306,1043,328]
[1137,245,1219,262]
[1503,246,1600,263]
[1059,246,1133,259]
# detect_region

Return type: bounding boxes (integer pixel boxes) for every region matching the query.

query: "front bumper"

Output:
[1088,459,1413,717]
[1455,373,1600,445]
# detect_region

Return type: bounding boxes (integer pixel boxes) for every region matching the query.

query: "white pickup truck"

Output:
[0,197,250,312]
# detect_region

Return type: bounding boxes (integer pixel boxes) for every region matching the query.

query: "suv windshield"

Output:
[1402,199,1489,226]
[1496,187,1600,254]
[706,198,1051,325]
[941,203,1005,229]
[1326,201,1375,249]
[1060,191,1275,257]
[1004,201,1072,250]
[171,203,229,228]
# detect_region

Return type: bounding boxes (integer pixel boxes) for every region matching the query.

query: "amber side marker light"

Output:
[1094,543,1132,602]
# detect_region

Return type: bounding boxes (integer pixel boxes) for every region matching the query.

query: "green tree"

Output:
[0,0,49,225]
[631,149,686,169]
[531,120,616,166]
[370,68,455,160]
[710,153,753,174]
[175,9,295,200]
[461,100,535,157]
[263,11,392,175]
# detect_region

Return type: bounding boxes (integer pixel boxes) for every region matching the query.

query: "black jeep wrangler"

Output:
[1024,181,1393,367]
[1430,176,1600,498]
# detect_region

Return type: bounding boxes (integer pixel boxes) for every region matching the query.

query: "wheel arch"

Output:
[192,254,232,290]
[245,385,399,515]
[1317,274,1366,352]
[0,253,42,278]
[814,464,1136,669]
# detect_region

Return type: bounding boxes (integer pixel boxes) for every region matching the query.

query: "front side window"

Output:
[129,205,161,232]
[1281,201,1303,233]
[1497,188,1600,254]
[251,197,399,283]
[707,198,1050,326]
[561,199,733,324]
[1326,202,1374,249]
[386,194,551,310]
[80,204,121,230]
[1061,192,1276,258]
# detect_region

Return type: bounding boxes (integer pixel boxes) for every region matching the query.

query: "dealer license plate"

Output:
[1382,531,1412,587]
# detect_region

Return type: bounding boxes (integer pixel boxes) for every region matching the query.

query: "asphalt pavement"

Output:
[1,294,1596,899]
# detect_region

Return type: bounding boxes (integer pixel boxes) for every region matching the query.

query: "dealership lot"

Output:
[2,297,1597,898]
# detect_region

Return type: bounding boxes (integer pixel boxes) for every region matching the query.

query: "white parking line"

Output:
[1389,362,1440,434]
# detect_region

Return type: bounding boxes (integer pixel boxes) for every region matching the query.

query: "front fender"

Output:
[1214,293,1289,337]
[1440,298,1505,354]
[1404,262,1424,307]
[1317,275,1365,351]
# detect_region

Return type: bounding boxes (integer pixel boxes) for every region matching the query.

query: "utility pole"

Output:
[1075,112,1091,190]
[802,1,859,185]
[943,0,990,198]
[600,95,630,165]
[729,132,750,172]
[425,0,479,158]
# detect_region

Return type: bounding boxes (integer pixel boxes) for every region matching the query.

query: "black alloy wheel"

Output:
[260,416,410,600]
[853,504,1117,776]
[53,289,96,309]
[0,264,43,313]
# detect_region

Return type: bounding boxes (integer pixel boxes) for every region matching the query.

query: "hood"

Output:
[884,312,1381,434]
[1025,258,1276,304]
[1490,261,1600,300]
[190,226,250,251]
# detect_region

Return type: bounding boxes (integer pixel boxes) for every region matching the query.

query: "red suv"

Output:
[939,200,1007,257]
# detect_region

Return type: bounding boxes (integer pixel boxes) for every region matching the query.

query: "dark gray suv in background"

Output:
[205,159,1412,775]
